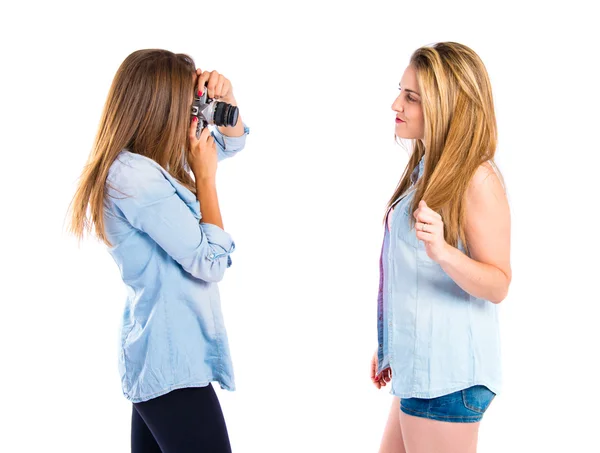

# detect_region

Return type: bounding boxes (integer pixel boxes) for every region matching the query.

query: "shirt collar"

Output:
[410,154,425,185]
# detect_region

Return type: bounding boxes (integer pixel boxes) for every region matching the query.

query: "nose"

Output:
[392,95,404,113]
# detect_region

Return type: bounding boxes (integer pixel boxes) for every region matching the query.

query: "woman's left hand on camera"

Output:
[414,200,450,263]
[196,69,236,105]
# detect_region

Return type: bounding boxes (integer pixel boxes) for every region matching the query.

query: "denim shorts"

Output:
[400,385,496,423]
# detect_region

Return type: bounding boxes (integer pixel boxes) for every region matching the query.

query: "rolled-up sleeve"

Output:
[212,122,250,161]
[201,222,236,268]
[107,164,235,283]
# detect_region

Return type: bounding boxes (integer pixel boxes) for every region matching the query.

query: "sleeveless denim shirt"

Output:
[376,155,502,399]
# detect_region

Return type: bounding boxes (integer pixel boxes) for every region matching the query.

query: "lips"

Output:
[395,117,405,123]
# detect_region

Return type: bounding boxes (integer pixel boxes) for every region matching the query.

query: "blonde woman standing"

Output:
[370,42,510,453]
[69,49,249,452]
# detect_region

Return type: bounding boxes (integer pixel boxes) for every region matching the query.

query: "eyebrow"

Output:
[399,84,420,96]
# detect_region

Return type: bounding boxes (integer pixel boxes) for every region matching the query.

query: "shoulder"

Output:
[463,161,510,238]
[106,151,174,204]
[466,161,506,207]
[469,161,500,189]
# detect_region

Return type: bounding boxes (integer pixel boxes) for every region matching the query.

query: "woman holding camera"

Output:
[69,49,249,453]
[370,42,510,453]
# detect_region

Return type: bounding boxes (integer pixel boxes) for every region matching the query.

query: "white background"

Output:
[1,0,599,452]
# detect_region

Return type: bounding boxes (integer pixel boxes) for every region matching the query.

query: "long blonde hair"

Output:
[387,42,502,255]
[67,49,197,247]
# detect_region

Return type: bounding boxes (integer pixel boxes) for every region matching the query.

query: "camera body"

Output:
[190,90,239,138]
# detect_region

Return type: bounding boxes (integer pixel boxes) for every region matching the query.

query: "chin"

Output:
[395,129,413,139]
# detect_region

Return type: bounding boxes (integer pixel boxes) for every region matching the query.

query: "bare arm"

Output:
[196,178,223,229]
[190,70,247,242]
[438,163,512,303]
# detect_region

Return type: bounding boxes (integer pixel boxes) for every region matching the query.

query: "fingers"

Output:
[373,367,392,389]
[372,378,380,389]
[414,207,443,238]
[414,212,438,225]
[415,218,437,239]
[189,123,212,147]
[373,373,382,389]
[205,71,220,98]
[382,368,392,383]
[199,126,215,149]
[188,116,199,142]
[214,77,226,99]
[377,373,389,386]
[413,216,437,238]
[199,125,211,140]
[413,202,442,236]
[413,206,440,223]
[416,228,436,242]
[371,353,379,386]
[415,200,442,220]
[198,70,231,99]
[371,352,392,390]
[415,221,434,233]
[197,70,212,95]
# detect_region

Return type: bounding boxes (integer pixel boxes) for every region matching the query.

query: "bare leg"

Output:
[400,411,480,453]
[378,397,407,453]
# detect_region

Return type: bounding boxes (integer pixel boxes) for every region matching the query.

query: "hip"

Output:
[400,384,496,423]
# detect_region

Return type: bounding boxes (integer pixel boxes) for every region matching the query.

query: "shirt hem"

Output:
[125,378,235,403]
[390,381,501,399]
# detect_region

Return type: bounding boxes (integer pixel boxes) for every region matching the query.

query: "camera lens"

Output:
[213,102,239,127]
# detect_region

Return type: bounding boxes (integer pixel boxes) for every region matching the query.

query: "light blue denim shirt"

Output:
[103,124,249,403]
[377,155,502,398]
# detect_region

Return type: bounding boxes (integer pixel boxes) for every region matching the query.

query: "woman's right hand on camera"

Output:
[371,350,392,389]
[188,120,217,182]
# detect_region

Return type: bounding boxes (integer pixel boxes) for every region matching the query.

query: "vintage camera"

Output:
[190,89,239,138]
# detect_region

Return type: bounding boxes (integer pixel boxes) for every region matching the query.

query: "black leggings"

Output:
[131,384,232,453]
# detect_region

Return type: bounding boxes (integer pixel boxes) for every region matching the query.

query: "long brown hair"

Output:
[386,42,503,255]
[67,49,197,247]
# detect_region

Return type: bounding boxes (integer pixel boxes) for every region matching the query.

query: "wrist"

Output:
[437,242,455,266]
[195,176,216,186]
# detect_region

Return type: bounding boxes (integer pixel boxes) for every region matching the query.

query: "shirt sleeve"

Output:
[212,122,250,162]
[107,162,235,283]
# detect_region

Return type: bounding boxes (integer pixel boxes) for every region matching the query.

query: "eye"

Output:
[399,87,417,103]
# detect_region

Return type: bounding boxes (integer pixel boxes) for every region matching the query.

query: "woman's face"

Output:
[392,64,424,141]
